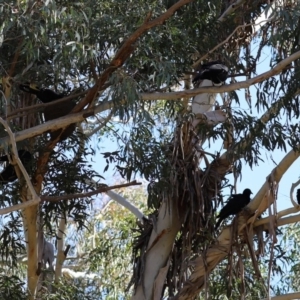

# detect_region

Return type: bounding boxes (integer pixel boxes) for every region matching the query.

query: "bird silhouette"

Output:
[19,83,76,141]
[0,150,32,183]
[215,188,253,229]
[297,189,300,205]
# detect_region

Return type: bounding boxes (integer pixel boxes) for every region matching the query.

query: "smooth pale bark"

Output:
[23,204,38,300]
[132,200,181,299]
[173,148,300,299]
[106,190,146,222]
[55,216,67,283]
[248,148,300,212]
[261,292,300,300]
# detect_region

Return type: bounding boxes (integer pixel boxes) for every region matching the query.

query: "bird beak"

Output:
[29,83,40,91]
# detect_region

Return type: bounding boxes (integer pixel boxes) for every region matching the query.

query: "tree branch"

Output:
[55,215,67,283]
[86,110,114,137]
[0,117,39,201]
[73,0,194,113]
[218,0,246,22]
[106,190,147,222]
[42,181,141,202]
[261,291,300,300]
[248,148,300,214]
[174,147,300,299]
[7,36,295,154]
[61,268,100,280]
[0,199,40,215]
[0,101,113,149]
[275,214,300,228]
[0,116,41,250]
[140,50,300,100]
[192,17,274,67]
[253,209,300,228]
[7,89,88,120]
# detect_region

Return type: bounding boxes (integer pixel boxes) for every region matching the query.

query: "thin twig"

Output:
[86,110,114,137]
[218,0,246,22]
[192,17,274,68]
[42,180,141,202]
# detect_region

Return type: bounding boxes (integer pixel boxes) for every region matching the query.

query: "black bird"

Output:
[193,60,229,86]
[297,189,300,205]
[0,150,32,183]
[215,188,253,229]
[19,83,76,141]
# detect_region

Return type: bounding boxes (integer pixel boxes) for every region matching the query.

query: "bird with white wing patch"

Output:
[191,61,229,125]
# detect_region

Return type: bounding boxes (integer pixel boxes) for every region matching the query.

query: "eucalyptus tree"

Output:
[0,0,300,299]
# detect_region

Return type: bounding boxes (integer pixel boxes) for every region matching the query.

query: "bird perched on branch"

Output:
[215,188,253,229]
[0,150,32,184]
[192,61,229,117]
[193,60,229,85]
[297,189,300,205]
[19,83,76,141]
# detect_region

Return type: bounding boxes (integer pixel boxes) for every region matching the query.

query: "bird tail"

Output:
[0,154,9,162]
